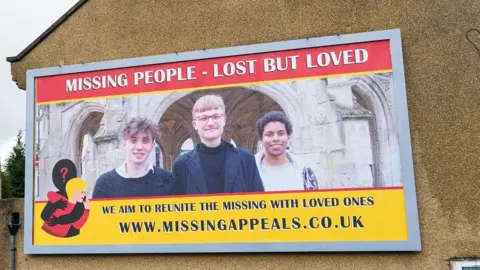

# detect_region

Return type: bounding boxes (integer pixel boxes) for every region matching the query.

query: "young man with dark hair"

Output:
[92,117,173,199]
[255,111,319,191]
[170,94,264,195]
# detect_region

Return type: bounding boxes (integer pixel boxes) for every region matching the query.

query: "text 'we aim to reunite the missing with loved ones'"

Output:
[101,196,374,234]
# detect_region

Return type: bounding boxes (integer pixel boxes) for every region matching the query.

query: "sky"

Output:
[0,0,78,163]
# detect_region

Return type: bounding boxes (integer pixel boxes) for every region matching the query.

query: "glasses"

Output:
[196,114,225,124]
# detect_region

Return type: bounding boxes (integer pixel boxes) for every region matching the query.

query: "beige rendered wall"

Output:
[5,0,480,269]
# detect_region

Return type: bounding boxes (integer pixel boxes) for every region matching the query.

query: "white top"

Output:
[115,162,154,178]
[259,161,304,191]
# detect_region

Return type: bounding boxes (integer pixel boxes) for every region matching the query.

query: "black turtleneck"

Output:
[198,140,227,193]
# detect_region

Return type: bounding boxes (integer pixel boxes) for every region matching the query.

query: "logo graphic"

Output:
[40,159,90,238]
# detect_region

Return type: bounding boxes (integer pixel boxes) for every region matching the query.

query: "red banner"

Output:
[36,40,391,104]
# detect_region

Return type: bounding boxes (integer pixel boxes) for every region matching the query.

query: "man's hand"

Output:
[46,216,59,226]
[53,200,68,210]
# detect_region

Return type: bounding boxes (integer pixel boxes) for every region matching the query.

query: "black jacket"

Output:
[170,141,264,195]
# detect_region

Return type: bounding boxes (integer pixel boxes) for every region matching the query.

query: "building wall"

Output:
[6,0,480,269]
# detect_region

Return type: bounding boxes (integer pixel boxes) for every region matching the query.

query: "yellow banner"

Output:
[33,188,408,245]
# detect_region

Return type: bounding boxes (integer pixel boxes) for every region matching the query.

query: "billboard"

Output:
[25,29,421,254]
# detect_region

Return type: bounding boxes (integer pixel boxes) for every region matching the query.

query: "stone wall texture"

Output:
[36,74,398,200]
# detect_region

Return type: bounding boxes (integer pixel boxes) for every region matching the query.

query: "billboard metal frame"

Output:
[24,28,421,254]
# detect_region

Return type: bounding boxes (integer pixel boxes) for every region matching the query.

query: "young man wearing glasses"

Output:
[170,94,264,195]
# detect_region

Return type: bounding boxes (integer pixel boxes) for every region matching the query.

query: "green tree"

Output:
[0,159,13,198]
[2,130,25,198]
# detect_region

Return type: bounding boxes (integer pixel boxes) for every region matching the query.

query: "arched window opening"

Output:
[153,143,164,169]
[80,134,94,176]
[76,111,103,197]
[179,138,194,156]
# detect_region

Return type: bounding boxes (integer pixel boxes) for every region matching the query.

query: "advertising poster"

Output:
[24,29,421,254]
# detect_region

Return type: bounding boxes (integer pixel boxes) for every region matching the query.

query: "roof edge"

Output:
[6,0,88,63]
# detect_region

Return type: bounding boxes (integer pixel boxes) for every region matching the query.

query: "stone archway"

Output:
[155,87,284,170]
[350,75,401,187]
[77,112,103,176]
[62,101,105,169]
[325,74,401,187]
[147,83,302,133]
[145,79,344,188]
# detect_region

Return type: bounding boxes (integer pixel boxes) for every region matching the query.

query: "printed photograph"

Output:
[34,72,402,200]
